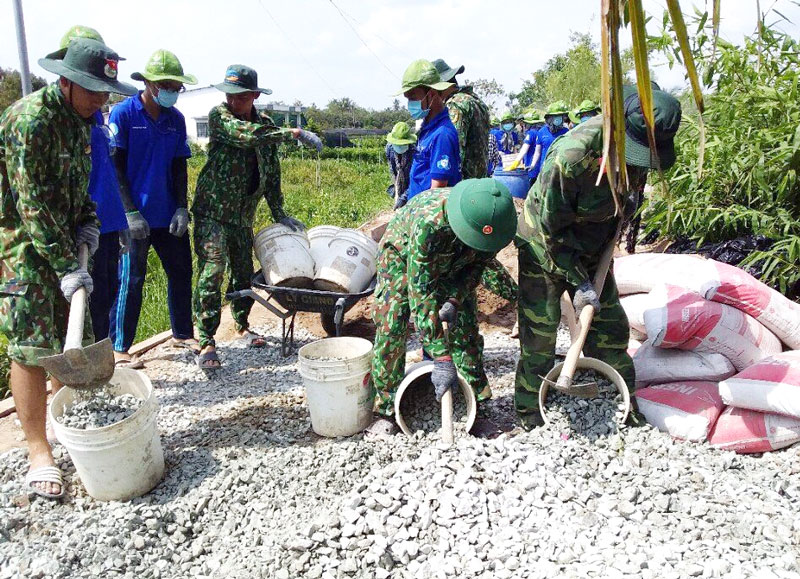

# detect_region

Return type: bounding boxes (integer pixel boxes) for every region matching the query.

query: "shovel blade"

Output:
[552,380,600,399]
[39,338,115,390]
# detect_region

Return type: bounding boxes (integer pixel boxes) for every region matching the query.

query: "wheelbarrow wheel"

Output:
[320,312,338,337]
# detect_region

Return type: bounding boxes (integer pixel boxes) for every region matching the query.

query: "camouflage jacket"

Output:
[380,188,517,357]
[517,116,620,286]
[0,83,97,291]
[446,87,490,179]
[192,104,291,227]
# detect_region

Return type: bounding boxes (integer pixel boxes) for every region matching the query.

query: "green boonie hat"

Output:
[576,99,600,115]
[396,59,454,95]
[522,111,544,125]
[431,58,465,83]
[500,112,515,123]
[38,38,137,95]
[490,116,500,126]
[446,178,516,253]
[622,85,682,170]
[386,122,417,146]
[545,100,570,116]
[45,25,105,60]
[131,49,197,85]
[214,64,272,95]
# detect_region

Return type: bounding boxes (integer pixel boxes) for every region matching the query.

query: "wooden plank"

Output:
[129,329,173,357]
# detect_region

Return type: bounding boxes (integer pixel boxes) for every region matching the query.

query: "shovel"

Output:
[549,228,620,399]
[440,320,454,446]
[40,244,115,390]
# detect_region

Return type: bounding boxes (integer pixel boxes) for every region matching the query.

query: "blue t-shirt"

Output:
[522,128,538,168]
[109,93,191,228]
[407,108,461,200]
[89,111,128,234]
[531,125,568,179]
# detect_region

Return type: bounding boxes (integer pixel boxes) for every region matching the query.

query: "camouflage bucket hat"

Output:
[386,122,417,146]
[431,58,465,82]
[214,64,272,95]
[446,178,516,253]
[131,49,197,85]
[45,25,105,60]
[38,37,137,95]
[622,85,682,170]
[395,59,454,95]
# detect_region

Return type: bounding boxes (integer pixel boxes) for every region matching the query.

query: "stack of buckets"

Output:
[254,223,378,294]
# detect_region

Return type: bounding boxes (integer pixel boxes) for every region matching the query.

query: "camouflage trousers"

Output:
[371,249,491,416]
[515,242,635,419]
[0,279,94,367]
[193,217,255,348]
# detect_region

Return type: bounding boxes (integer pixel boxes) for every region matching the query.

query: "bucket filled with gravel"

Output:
[49,368,165,501]
[394,361,477,438]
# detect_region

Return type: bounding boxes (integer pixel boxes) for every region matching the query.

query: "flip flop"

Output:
[25,465,65,499]
[170,338,201,354]
[237,331,266,348]
[197,350,222,370]
[115,357,144,370]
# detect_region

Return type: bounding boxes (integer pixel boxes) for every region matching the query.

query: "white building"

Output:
[175,86,306,145]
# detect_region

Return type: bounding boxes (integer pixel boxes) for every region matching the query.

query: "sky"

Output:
[3,0,800,111]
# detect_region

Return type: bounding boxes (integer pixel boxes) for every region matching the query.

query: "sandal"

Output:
[197,349,222,369]
[237,331,266,348]
[114,357,145,370]
[170,338,201,354]
[25,465,65,499]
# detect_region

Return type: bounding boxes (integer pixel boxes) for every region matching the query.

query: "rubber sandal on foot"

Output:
[25,465,65,499]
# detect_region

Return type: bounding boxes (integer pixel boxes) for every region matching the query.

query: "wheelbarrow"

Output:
[226,270,377,356]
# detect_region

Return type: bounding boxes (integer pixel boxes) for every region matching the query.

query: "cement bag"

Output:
[628,338,642,358]
[718,351,800,418]
[643,285,782,371]
[700,261,800,349]
[635,381,724,441]
[614,253,713,295]
[620,293,649,340]
[708,406,800,453]
[633,341,736,387]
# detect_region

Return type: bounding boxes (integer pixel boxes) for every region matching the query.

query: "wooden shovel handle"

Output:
[64,245,89,356]
[441,320,455,446]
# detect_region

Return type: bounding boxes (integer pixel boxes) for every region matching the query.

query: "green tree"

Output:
[0,67,47,113]
[463,77,506,116]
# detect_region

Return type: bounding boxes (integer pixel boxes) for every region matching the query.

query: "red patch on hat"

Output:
[104,59,118,79]
[482,225,493,235]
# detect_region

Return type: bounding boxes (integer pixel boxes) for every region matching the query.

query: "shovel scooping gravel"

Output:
[40,245,114,390]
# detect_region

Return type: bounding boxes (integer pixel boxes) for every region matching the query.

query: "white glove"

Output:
[60,269,93,301]
[169,208,190,237]
[76,224,100,256]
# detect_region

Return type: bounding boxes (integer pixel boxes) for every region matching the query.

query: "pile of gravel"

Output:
[57,391,143,430]
[1,326,799,579]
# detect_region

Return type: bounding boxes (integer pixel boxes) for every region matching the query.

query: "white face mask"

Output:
[392,144,409,154]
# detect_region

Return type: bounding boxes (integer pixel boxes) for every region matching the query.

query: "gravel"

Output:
[397,371,469,438]
[1,325,799,579]
[57,391,143,430]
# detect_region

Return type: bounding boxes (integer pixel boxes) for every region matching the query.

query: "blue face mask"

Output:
[155,89,179,108]
[502,123,514,131]
[407,100,429,120]
[392,144,409,154]
[551,116,563,128]
[580,114,593,123]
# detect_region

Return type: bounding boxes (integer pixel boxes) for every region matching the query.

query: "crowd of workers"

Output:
[0,29,681,499]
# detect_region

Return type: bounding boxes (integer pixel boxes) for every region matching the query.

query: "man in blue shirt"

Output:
[397,59,461,201]
[528,100,570,183]
[109,49,198,366]
[496,111,519,154]
[508,110,545,186]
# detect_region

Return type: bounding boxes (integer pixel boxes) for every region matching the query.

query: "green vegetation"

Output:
[0,68,47,114]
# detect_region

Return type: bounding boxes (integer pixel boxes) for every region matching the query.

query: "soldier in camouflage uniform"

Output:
[368,179,517,434]
[191,65,322,368]
[0,38,135,497]
[515,86,682,430]
[432,59,491,179]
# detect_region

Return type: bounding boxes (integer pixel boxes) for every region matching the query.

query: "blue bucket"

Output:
[492,169,530,199]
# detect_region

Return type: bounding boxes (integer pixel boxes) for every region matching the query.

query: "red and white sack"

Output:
[635,381,725,441]
[718,351,800,418]
[620,294,649,341]
[615,253,800,349]
[633,341,736,387]
[708,406,800,453]
[643,284,782,371]
[627,338,642,358]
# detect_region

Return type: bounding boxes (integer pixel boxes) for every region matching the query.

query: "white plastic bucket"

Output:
[307,225,341,274]
[254,223,315,287]
[298,337,373,437]
[49,368,165,501]
[314,229,379,293]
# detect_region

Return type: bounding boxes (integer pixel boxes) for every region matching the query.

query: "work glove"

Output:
[431,356,458,403]
[60,269,93,301]
[280,216,306,232]
[169,208,190,237]
[393,194,407,210]
[126,211,150,240]
[75,223,100,256]
[119,228,132,254]
[573,280,601,313]
[438,300,458,326]
[297,130,323,152]
[508,159,521,171]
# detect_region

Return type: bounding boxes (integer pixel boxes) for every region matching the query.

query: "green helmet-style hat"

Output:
[522,110,544,125]
[446,179,516,253]
[38,37,137,95]
[45,25,105,60]
[396,59,454,95]
[500,111,515,123]
[431,58,465,83]
[131,49,197,85]
[576,99,600,115]
[545,100,570,117]
[622,85,682,170]
[386,121,418,146]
